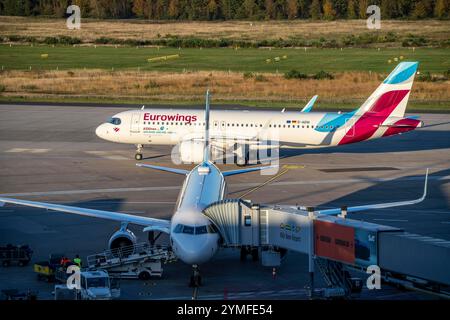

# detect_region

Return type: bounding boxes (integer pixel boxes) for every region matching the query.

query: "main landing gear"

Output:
[240,246,259,262]
[135,144,143,161]
[189,264,202,288]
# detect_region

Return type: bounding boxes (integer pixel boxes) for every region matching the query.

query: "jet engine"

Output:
[108,227,137,251]
[179,141,205,163]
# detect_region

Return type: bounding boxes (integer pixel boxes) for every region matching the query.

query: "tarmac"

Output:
[0,103,449,300]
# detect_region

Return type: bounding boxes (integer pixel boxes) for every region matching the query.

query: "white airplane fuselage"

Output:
[95,108,422,152]
[169,162,224,265]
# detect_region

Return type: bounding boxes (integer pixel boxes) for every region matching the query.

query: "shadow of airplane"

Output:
[279,129,450,158]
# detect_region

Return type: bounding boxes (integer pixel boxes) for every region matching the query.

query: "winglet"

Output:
[301,95,318,112]
[420,168,428,202]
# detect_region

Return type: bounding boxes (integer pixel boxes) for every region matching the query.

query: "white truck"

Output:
[54,270,120,300]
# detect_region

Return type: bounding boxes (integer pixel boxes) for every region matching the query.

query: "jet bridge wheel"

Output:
[138,270,151,280]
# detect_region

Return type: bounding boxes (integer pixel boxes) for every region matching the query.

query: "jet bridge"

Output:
[203,199,450,299]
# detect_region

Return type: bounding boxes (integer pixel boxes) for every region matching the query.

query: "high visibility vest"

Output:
[74,258,81,266]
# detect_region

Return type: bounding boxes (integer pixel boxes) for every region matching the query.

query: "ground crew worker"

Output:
[60,256,71,268]
[73,255,82,268]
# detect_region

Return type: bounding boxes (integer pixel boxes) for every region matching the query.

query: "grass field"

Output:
[1,45,449,73]
[0,35,449,111]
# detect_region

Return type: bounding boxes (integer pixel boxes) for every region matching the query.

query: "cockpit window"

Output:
[174,224,217,235]
[173,224,183,233]
[108,117,121,125]
[182,226,194,235]
[195,226,208,235]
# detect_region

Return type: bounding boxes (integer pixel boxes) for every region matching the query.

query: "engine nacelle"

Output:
[108,228,137,251]
[179,141,205,164]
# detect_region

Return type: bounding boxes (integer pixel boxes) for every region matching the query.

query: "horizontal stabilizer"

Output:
[136,163,189,175]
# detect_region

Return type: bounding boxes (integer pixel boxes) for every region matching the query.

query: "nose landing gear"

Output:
[189,264,202,288]
[135,144,143,161]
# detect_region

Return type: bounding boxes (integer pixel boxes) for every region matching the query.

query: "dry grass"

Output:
[1,16,449,42]
[0,69,447,103]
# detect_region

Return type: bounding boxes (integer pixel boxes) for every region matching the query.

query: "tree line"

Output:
[0,0,448,20]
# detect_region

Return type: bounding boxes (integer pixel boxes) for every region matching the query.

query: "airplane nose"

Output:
[172,234,217,265]
[95,124,108,139]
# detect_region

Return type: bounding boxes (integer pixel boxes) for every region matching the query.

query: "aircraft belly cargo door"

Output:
[130,113,141,133]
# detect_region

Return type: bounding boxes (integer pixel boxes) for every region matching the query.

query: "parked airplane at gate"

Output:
[95,62,423,164]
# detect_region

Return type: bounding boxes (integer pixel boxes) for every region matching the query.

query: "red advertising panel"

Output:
[314,220,355,264]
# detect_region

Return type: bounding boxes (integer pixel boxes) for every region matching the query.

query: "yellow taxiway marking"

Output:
[239,164,304,199]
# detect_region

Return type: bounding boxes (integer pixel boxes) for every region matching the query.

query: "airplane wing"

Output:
[301,95,318,112]
[316,169,428,216]
[136,163,189,175]
[0,196,170,228]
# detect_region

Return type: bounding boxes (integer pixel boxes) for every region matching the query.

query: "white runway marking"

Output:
[5,148,50,153]
[0,175,443,198]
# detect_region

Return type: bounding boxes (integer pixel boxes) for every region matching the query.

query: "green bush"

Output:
[443,69,450,79]
[144,81,160,89]
[44,36,81,45]
[313,70,334,80]
[254,74,267,82]
[284,70,308,80]
[243,72,254,79]
[21,84,38,90]
[402,34,428,47]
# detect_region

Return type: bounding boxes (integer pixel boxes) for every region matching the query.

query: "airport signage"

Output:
[314,220,355,265]
[266,209,311,253]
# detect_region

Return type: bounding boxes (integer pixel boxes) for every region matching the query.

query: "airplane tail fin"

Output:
[355,62,419,118]
[203,90,211,163]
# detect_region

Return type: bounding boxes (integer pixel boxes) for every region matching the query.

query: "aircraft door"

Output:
[130,113,141,133]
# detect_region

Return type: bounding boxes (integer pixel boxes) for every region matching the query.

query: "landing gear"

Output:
[135,144,143,161]
[240,246,259,262]
[189,264,202,288]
